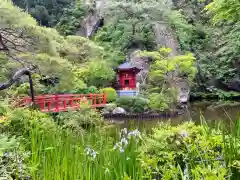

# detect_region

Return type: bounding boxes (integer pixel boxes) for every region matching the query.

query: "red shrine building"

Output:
[115,62,142,96]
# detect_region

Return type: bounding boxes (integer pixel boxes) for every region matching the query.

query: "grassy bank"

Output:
[29,126,143,180]
[0,105,240,179]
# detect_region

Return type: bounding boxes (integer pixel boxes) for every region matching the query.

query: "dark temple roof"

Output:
[116,62,142,71]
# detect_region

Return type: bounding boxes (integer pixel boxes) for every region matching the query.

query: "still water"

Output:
[107,101,240,131]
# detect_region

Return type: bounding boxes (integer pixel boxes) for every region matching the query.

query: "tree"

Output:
[12,0,74,26]
[98,0,173,51]
[75,60,115,88]
[205,0,240,24]
[103,0,172,33]
[0,0,111,96]
[140,47,197,108]
[56,1,86,36]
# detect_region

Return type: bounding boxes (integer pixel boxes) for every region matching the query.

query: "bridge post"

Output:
[103,93,106,104]
[55,95,60,112]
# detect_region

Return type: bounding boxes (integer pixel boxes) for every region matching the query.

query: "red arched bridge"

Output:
[18,94,106,113]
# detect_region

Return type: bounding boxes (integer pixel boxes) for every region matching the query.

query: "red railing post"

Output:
[103,93,106,105]
[38,97,45,111]
[93,94,96,107]
[55,95,59,112]
[63,100,67,111]
[89,94,92,107]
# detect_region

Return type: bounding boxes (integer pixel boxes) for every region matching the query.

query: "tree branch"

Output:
[0,67,33,90]
[0,33,9,52]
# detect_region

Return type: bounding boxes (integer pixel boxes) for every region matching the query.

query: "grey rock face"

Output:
[153,22,180,56]
[77,0,105,37]
[153,22,190,103]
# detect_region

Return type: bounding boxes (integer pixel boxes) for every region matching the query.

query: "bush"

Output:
[142,122,228,179]
[100,87,118,103]
[116,96,149,113]
[116,96,133,111]
[102,103,117,113]
[148,93,169,111]
[70,86,99,94]
[56,105,103,134]
[0,106,57,138]
[0,134,31,179]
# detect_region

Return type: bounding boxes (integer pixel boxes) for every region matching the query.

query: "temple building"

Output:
[114,62,142,96]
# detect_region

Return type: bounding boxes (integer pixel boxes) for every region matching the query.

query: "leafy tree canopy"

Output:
[12,0,74,26]
[205,0,240,24]
[0,0,113,96]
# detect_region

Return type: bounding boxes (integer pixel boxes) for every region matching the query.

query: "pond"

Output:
[107,101,240,131]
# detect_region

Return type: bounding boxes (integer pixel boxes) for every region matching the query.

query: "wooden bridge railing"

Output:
[18,94,106,113]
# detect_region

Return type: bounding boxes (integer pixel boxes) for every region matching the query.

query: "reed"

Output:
[29,125,144,180]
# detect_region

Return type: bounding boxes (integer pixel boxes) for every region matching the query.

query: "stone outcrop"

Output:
[76,0,105,38]
[153,22,180,56]
[112,107,126,115]
[128,50,150,85]
[153,21,190,103]
[128,22,190,103]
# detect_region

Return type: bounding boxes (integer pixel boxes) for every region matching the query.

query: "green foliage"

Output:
[93,0,174,65]
[56,106,103,134]
[148,93,170,111]
[0,134,18,155]
[104,0,172,24]
[12,0,74,27]
[140,48,196,109]
[170,10,195,51]
[76,60,115,88]
[0,148,31,179]
[94,23,156,55]
[143,122,228,179]
[70,86,99,94]
[100,87,117,103]
[0,1,113,96]
[63,36,105,63]
[205,0,240,24]
[56,2,86,36]
[171,0,240,93]
[0,133,30,179]
[102,103,117,113]
[29,125,142,179]
[116,96,149,113]
[142,48,197,83]
[1,107,56,138]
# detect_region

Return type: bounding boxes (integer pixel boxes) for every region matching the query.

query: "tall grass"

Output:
[221,115,240,178]
[28,115,240,180]
[29,125,144,180]
[200,111,240,179]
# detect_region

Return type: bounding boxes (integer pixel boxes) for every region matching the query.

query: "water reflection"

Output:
[107,101,240,131]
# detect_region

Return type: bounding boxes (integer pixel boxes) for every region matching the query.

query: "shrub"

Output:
[148,93,169,111]
[56,105,103,134]
[1,107,57,138]
[132,97,149,113]
[142,122,228,179]
[70,86,99,94]
[100,87,117,103]
[116,96,133,111]
[116,96,149,113]
[102,103,117,113]
[0,135,31,179]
